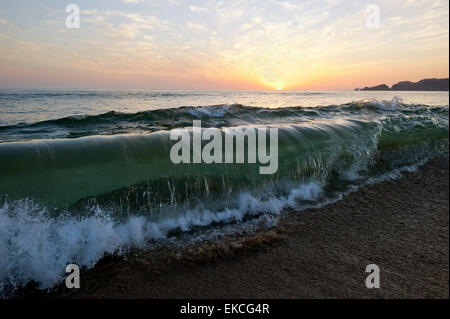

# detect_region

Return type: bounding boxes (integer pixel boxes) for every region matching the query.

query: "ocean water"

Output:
[0,90,448,291]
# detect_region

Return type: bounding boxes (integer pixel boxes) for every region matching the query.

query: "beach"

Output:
[22,156,448,299]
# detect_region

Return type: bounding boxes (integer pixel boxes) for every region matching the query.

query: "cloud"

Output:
[121,0,145,3]
[1,0,448,89]
[187,22,207,31]
[189,5,207,13]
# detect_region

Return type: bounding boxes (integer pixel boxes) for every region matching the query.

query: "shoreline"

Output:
[19,156,449,298]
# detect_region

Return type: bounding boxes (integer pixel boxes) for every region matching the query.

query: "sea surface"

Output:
[0,90,448,291]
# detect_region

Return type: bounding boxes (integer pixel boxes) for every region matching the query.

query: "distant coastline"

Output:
[355,78,449,91]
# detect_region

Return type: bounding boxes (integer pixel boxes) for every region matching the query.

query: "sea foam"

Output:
[0,182,323,292]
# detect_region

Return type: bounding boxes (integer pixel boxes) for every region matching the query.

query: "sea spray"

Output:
[0,182,325,291]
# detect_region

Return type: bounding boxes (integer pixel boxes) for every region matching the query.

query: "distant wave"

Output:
[0,99,448,140]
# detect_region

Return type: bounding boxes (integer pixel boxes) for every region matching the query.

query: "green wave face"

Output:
[0,101,448,213]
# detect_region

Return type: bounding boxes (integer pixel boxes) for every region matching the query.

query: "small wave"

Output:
[366,96,404,110]
[184,104,231,117]
[0,99,447,141]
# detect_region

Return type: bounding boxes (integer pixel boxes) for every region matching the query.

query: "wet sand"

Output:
[24,157,449,298]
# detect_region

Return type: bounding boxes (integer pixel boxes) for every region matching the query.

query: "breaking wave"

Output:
[0,98,448,292]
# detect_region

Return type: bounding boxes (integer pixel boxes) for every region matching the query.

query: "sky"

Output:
[0,0,448,90]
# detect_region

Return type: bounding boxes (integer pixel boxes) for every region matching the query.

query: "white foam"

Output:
[185,105,229,118]
[0,182,323,292]
[368,96,404,110]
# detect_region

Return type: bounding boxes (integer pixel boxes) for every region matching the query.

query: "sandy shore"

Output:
[22,157,448,298]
